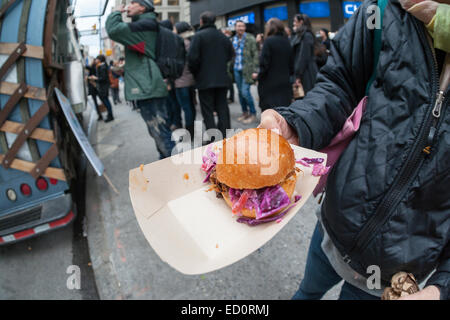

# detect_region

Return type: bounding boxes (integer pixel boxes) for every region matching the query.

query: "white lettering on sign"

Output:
[345,4,358,16]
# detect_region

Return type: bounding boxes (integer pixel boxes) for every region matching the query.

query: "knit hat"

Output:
[175,21,192,34]
[160,19,173,30]
[131,0,154,11]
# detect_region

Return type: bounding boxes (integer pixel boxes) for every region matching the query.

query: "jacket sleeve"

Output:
[187,34,201,75]
[258,40,271,78]
[228,37,235,63]
[289,43,294,78]
[274,0,376,150]
[294,32,315,79]
[250,36,259,73]
[426,243,449,300]
[105,11,157,48]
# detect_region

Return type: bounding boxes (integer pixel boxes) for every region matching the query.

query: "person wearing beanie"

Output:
[159,19,173,31]
[106,1,175,159]
[132,0,154,12]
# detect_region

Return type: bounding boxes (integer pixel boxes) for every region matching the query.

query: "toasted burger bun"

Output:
[216,128,295,189]
[221,172,298,219]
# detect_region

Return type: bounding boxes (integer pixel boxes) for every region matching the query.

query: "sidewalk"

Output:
[85,86,342,300]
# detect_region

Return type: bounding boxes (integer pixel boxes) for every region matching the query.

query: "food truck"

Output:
[0,0,108,244]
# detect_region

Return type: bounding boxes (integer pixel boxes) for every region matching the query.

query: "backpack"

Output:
[155,25,186,81]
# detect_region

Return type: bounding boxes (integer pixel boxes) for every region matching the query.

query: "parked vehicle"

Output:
[0,0,93,244]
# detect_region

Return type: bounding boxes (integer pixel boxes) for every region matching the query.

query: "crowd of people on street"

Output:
[102,0,332,159]
[102,0,449,301]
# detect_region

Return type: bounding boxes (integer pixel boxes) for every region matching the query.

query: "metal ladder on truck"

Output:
[0,0,87,244]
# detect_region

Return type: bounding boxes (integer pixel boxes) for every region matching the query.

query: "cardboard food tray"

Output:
[129,144,326,275]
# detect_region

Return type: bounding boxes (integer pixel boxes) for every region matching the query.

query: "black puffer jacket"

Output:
[275,0,449,299]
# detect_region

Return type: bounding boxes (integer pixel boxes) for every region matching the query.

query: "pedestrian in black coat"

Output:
[291,14,318,95]
[257,18,294,111]
[86,62,103,120]
[188,11,234,140]
[90,55,114,122]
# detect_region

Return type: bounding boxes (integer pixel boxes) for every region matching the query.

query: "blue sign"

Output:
[299,2,330,18]
[264,6,288,22]
[228,12,255,27]
[343,1,362,18]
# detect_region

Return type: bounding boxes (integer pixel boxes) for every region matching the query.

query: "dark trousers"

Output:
[198,87,230,139]
[111,87,120,104]
[167,89,182,129]
[228,82,234,102]
[90,93,102,117]
[137,97,175,160]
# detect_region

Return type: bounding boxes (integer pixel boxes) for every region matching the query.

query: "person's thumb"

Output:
[258,109,281,131]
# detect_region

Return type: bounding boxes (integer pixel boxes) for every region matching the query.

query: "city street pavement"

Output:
[85,85,342,300]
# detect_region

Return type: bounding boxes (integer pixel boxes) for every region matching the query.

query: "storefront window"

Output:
[299,1,330,18]
[154,0,161,6]
[168,12,180,23]
[263,4,288,23]
[168,0,179,5]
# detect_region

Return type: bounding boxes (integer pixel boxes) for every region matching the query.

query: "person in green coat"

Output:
[106,0,175,159]
[232,20,259,124]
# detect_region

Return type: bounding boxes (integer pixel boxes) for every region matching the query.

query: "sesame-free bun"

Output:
[216,128,295,189]
[221,172,298,219]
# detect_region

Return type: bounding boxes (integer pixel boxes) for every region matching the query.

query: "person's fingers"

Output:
[258,110,280,130]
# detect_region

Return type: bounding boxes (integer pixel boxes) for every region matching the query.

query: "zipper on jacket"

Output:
[345,20,446,261]
[425,90,445,153]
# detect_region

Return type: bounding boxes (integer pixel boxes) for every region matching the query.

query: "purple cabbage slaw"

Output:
[201,145,217,183]
[312,163,330,176]
[296,157,324,167]
[296,157,330,177]
[236,194,302,226]
[301,157,324,164]
[229,185,291,220]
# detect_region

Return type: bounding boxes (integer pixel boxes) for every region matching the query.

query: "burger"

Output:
[201,128,301,226]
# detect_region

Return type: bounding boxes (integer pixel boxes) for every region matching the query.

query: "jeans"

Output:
[137,97,175,160]
[233,69,256,115]
[292,223,380,300]
[175,86,195,128]
[98,95,114,119]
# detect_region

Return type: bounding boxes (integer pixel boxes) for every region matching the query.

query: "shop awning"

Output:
[73,0,110,18]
